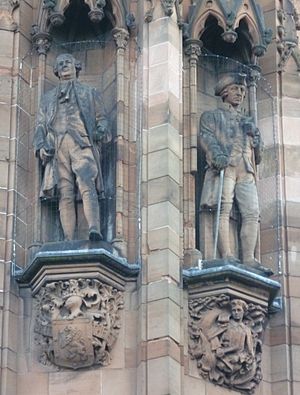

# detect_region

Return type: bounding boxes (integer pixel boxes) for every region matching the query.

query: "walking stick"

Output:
[213,169,224,259]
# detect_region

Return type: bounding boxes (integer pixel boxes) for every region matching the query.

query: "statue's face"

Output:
[231,305,244,321]
[56,55,77,80]
[224,84,246,107]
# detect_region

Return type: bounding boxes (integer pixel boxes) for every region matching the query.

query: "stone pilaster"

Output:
[141,5,183,394]
[0,1,20,394]
[182,39,202,267]
[112,27,130,257]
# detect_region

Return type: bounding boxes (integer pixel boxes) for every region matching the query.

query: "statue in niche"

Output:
[189,295,266,393]
[198,73,270,274]
[34,53,111,241]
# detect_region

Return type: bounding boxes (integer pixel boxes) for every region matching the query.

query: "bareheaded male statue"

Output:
[34,53,110,241]
[199,73,270,273]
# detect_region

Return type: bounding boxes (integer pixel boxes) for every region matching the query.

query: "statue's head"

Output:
[215,73,247,107]
[53,53,82,80]
[230,299,247,321]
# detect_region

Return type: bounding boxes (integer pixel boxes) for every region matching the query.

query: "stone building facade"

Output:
[0,0,299,394]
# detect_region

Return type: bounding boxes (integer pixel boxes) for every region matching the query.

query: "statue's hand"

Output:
[212,154,229,171]
[241,117,256,137]
[216,348,225,358]
[252,129,261,148]
[39,148,54,164]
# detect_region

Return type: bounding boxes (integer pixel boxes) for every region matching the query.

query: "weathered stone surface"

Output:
[34,278,124,369]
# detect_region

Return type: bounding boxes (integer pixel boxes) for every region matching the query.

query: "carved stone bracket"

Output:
[42,0,109,30]
[145,0,183,25]
[247,65,261,88]
[277,3,300,71]
[184,38,202,62]
[161,0,176,16]
[184,263,280,394]
[31,27,52,55]
[34,278,124,369]
[112,27,129,50]
[17,240,140,370]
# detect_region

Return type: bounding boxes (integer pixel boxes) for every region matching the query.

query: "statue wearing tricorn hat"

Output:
[198,72,271,274]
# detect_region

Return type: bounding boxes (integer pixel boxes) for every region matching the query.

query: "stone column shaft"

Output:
[141,6,183,394]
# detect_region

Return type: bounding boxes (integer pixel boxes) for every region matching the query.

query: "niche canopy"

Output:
[37,0,127,32]
[186,0,272,62]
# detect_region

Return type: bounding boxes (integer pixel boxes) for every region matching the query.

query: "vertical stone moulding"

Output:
[112,27,130,256]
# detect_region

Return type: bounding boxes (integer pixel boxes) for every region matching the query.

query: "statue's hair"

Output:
[53,53,82,78]
[231,299,247,312]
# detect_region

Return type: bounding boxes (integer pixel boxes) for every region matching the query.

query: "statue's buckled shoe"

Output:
[89,228,103,242]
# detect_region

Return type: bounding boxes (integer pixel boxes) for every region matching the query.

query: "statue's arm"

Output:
[33,99,47,154]
[240,116,263,165]
[253,128,263,165]
[33,97,54,164]
[199,111,229,171]
[94,89,111,143]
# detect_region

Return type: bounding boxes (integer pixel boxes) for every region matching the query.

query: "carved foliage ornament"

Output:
[189,294,267,394]
[34,279,124,369]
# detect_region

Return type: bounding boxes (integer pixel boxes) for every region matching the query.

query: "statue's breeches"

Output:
[221,161,259,220]
[56,133,98,200]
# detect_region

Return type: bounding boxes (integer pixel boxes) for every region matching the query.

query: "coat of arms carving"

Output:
[188,294,267,394]
[34,279,124,369]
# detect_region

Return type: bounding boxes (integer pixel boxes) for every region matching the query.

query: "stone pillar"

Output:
[259,0,297,393]
[140,1,183,393]
[113,27,130,256]
[183,39,202,267]
[29,31,51,255]
[0,1,20,394]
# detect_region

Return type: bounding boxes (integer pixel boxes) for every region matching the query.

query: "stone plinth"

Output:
[17,240,140,295]
[184,262,280,394]
[17,241,139,372]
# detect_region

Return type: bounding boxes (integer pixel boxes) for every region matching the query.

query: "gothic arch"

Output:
[34,0,128,35]
[185,0,272,59]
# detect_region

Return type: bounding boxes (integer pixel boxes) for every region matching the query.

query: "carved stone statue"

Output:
[34,53,111,241]
[198,73,268,272]
[189,294,266,393]
[34,278,123,369]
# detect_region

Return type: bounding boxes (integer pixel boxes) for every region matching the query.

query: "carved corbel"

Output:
[161,0,176,16]
[145,0,182,23]
[34,278,124,369]
[184,264,280,394]
[184,38,202,63]
[276,3,300,71]
[31,25,52,55]
[87,0,106,23]
[112,27,129,50]
[43,0,65,27]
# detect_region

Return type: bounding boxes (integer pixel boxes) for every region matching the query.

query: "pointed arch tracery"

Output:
[186,0,272,59]
[34,0,128,37]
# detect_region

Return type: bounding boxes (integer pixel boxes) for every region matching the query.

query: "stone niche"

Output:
[183,263,280,394]
[17,241,139,372]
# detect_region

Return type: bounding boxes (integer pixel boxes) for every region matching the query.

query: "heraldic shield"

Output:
[34,279,124,369]
[52,318,94,369]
